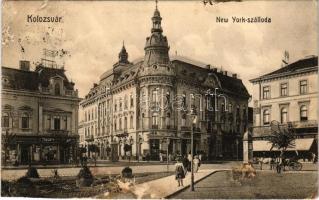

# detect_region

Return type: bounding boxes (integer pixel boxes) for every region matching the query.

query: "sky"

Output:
[2,0,317,99]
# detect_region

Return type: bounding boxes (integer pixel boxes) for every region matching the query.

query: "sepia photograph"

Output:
[1,0,318,198]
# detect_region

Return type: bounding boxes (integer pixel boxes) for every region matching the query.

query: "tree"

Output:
[2,130,16,166]
[268,120,296,171]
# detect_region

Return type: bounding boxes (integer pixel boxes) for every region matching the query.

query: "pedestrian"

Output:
[175,158,186,187]
[160,153,163,162]
[182,155,189,175]
[312,152,316,163]
[275,156,282,174]
[270,157,275,170]
[193,155,200,173]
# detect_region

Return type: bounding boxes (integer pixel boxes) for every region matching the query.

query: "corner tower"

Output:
[143,2,170,67]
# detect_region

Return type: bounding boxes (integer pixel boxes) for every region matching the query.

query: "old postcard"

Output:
[1,0,318,199]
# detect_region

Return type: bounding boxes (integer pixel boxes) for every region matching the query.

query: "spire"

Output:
[152,0,163,33]
[118,41,129,64]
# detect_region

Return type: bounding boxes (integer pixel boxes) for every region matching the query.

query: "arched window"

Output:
[21,113,29,129]
[280,108,288,123]
[300,105,308,121]
[2,112,9,128]
[54,83,61,95]
[263,109,270,125]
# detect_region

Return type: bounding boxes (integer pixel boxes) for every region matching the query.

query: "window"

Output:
[114,121,117,131]
[54,117,60,130]
[114,104,117,112]
[229,103,232,113]
[300,105,308,121]
[263,109,270,125]
[64,116,68,130]
[2,113,9,128]
[181,113,186,126]
[54,83,60,95]
[124,95,128,109]
[152,113,158,125]
[152,89,158,103]
[280,108,288,123]
[300,80,307,94]
[21,113,29,129]
[280,83,288,96]
[263,86,270,99]
[130,115,133,129]
[130,95,134,108]
[166,113,171,127]
[119,118,122,130]
[124,117,127,130]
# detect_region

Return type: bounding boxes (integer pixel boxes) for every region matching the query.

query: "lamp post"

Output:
[190,105,197,192]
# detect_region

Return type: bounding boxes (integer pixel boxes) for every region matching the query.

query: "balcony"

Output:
[180,126,191,132]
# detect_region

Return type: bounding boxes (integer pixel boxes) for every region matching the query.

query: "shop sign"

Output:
[42,138,55,143]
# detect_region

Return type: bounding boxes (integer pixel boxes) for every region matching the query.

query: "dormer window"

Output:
[55,83,61,95]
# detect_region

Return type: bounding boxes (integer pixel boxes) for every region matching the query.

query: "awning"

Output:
[253,138,314,151]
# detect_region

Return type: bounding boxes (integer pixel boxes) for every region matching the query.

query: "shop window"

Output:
[21,113,29,129]
[2,112,9,128]
[300,105,308,121]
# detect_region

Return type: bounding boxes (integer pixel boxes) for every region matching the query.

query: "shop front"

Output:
[3,135,78,165]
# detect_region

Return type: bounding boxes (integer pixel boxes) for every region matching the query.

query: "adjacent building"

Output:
[1,59,81,165]
[79,4,250,161]
[250,56,318,159]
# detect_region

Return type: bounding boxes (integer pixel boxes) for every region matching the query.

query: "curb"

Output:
[165,169,229,199]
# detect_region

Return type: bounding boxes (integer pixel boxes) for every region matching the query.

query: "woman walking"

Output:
[193,155,200,172]
[175,158,186,187]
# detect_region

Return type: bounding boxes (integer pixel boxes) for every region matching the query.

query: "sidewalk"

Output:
[131,169,222,199]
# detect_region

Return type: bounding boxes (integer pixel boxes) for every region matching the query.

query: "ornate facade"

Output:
[1,60,81,165]
[80,5,250,161]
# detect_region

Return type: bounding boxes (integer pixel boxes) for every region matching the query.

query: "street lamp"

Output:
[190,105,197,192]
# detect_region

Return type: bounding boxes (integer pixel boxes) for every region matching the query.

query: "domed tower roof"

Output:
[142,1,170,68]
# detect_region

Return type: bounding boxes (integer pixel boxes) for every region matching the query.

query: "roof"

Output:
[2,64,75,91]
[172,58,250,98]
[250,56,318,83]
[2,67,39,91]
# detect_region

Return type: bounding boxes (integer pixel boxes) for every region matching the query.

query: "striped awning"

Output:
[253,138,314,151]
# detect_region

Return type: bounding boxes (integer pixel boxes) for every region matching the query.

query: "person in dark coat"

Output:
[175,158,186,187]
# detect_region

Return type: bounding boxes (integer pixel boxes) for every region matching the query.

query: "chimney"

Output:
[224,71,228,76]
[232,73,237,78]
[206,64,211,69]
[212,68,217,72]
[19,60,30,71]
